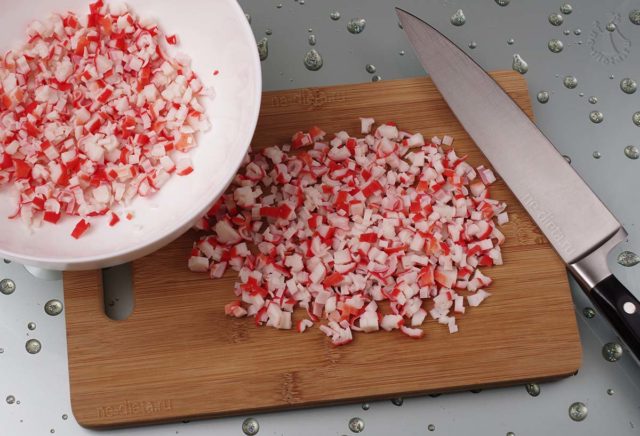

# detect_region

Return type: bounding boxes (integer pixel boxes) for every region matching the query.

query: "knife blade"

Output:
[397,7,640,360]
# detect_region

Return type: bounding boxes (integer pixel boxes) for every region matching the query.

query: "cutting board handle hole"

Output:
[102,263,135,320]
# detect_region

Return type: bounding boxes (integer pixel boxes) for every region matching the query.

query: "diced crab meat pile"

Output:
[189,119,508,345]
[0,0,210,238]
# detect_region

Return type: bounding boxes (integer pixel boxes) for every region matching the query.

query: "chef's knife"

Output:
[397,8,640,360]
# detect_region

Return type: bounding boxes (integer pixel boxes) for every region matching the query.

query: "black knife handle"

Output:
[590,275,640,358]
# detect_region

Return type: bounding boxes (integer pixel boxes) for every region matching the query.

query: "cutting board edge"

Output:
[259,72,533,105]
[71,360,581,429]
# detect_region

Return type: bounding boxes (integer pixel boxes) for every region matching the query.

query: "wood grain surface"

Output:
[63,71,581,428]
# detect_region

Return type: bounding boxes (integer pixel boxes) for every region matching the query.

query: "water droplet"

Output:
[27,322,36,331]
[583,307,596,318]
[265,28,272,36]
[361,403,370,410]
[347,18,366,34]
[25,338,41,354]
[365,64,376,74]
[348,417,365,433]
[245,13,251,24]
[618,250,640,266]
[257,38,268,61]
[495,0,510,5]
[602,342,623,362]
[6,395,15,404]
[3,259,10,263]
[330,11,341,21]
[50,429,55,434]
[569,402,587,421]
[398,22,403,29]
[630,10,640,25]
[303,49,323,71]
[620,78,637,94]
[242,417,259,435]
[525,383,541,397]
[563,29,571,35]
[577,40,583,45]
[308,34,316,46]
[563,75,578,89]
[0,278,16,295]
[632,112,640,126]
[0,348,4,353]
[607,388,615,395]
[589,111,603,123]
[276,3,282,9]
[299,0,304,4]
[507,38,515,45]
[450,9,466,26]
[512,54,528,74]
[606,22,617,32]
[624,145,640,159]
[610,74,615,79]
[548,39,564,53]
[44,299,63,316]
[574,28,582,35]
[588,96,598,104]
[307,28,313,33]
[399,50,405,56]
[563,155,571,163]
[549,13,564,26]
[428,424,436,431]
[560,4,573,15]
[507,433,516,436]
[468,41,477,49]
[579,92,584,97]
[62,414,68,420]
[391,397,404,406]
[582,307,597,319]
[16,400,20,404]
[592,151,602,159]
[371,75,382,82]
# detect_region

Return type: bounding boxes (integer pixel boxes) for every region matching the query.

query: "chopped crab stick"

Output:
[0,0,210,238]
[189,119,507,345]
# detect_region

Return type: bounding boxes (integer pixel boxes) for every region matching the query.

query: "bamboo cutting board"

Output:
[63,72,581,428]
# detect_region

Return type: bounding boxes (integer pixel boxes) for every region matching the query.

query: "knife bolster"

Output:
[569,227,627,290]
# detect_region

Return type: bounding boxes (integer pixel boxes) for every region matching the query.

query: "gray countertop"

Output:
[2,0,640,435]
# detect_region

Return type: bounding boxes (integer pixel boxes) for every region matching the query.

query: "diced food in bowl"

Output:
[0,0,210,238]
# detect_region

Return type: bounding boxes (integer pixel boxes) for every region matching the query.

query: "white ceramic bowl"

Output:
[0,0,261,270]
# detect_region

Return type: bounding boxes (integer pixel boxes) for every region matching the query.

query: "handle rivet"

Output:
[623,301,636,314]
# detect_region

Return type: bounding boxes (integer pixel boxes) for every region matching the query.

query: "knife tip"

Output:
[395,7,418,25]
[394,8,439,36]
